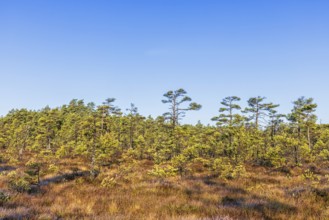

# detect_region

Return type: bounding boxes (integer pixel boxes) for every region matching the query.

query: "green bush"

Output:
[148,164,178,179]
[319,149,329,161]
[302,169,320,182]
[171,155,190,176]
[262,146,286,168]
[0,191,10,205]
[213,158,233,179]
[7,171,32,193]
[25,159,43,184]
[213,158,246,179]
[48,164,60,174]
[101,176,117,188]
[231,164,247,179]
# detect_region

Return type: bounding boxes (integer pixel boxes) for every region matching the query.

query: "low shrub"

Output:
[0,191,10,205]
[148,164,178,179]
[7,171,32,193]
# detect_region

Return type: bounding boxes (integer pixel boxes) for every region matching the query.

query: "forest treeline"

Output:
[1,88,329,181]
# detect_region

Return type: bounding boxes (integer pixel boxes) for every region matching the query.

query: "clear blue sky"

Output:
[1,0,329,124]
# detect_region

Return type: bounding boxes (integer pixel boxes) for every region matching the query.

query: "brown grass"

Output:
[1,160,329,220]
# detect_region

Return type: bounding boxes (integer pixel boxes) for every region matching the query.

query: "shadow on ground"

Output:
[39,170,90,186]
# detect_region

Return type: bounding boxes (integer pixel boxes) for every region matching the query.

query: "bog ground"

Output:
[1,157,329,219]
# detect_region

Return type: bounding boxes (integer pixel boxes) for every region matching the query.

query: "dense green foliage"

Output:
[0,89,327,179]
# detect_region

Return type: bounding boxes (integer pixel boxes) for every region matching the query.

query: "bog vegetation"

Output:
[1,89,329,219]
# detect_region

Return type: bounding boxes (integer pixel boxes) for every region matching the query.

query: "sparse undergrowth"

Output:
[1,158,329,220]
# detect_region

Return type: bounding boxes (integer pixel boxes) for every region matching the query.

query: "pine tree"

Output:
[162,88,201,128]
[289,97,317,151]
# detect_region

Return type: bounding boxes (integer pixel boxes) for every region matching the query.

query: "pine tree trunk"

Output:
[307,126,312,151]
